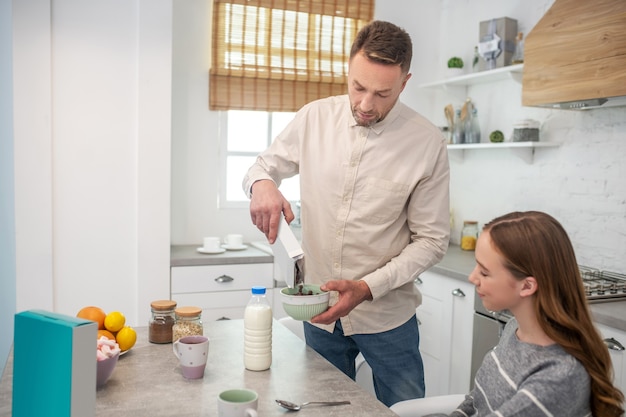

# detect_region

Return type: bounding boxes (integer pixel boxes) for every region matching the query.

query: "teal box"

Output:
[12,310,97,417]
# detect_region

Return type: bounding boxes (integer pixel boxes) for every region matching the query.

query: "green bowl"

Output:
[280,284,329,321]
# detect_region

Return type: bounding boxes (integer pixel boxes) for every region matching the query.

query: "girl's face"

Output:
[468,231,526,313]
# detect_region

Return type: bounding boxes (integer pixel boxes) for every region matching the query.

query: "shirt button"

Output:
[334,263,339,269]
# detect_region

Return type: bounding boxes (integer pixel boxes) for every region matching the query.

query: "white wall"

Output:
[171,0,625,272]
[8,0,172,332]
[395,0,626,271]
[170,0,267,246]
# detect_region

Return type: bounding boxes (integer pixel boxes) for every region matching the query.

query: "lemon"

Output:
[104,311,126,333]
[116,326,137,351]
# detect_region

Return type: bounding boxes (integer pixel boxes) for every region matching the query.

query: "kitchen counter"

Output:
[0,320,396,417]
[169,243,626,333]
[429,244,478,281]
[171,244,273,266]
[434,245,626,332]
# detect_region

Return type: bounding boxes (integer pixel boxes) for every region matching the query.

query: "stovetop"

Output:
[580,266,626,303]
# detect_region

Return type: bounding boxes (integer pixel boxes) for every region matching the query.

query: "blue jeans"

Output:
[303,315,425,407]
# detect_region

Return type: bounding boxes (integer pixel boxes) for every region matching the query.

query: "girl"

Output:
[435,211,624,416]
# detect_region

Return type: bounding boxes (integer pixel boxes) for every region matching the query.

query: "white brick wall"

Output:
[448,106,626,271]
[382,0,626,272]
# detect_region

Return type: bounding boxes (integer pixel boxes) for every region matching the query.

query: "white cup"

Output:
[203,236,221,251]
[224,234,244,247]
[172,335,209,379]
[218,389,258,417]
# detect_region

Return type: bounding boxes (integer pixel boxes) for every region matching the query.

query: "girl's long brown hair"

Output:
[484,211,624,416]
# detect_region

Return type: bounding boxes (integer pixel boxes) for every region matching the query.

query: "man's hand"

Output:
[249,180,294,243]
[310,280,373,325]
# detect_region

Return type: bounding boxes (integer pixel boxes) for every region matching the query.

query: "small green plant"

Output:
[489,130,505,143]
[447,57,464,69]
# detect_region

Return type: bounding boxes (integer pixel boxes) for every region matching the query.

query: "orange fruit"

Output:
[116,326,137,351]
[77,306,107,330]
[97,329,116,341]
[104,311,126,333]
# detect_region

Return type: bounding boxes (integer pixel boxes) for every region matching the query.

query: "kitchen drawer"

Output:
[171,263,273,293]
[173,290,276,321]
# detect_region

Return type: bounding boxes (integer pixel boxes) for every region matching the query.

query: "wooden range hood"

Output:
[522,0,626,110]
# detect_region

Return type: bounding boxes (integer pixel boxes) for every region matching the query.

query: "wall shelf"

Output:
[420,64,524,89]
[447,141,560,163]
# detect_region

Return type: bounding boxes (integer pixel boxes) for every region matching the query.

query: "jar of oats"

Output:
[172,306,203,342]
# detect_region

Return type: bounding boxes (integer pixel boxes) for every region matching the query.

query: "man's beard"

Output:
[351,106,381,127]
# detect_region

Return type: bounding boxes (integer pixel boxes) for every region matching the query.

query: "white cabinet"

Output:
[595,323,626,396]
[416,270,475,396]
[171,263,274,321]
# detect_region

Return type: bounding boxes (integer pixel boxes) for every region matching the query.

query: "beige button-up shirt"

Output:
[244,95,450,335]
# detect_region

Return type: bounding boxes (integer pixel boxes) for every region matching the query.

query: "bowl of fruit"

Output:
[280,284,330,321]
[76,306,137,354]
[76,306,138,388]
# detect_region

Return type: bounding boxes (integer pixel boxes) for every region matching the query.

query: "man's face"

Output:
[347,51,411,127]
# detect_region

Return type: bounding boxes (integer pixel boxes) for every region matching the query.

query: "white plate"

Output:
[222,244,248,251]
[197,247,226,254]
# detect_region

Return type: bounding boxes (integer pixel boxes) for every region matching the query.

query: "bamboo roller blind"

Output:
[210,0,374,112]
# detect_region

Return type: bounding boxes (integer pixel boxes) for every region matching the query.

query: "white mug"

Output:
[224,234,244,247]
[218,389,258,417]
[172,335,209,379]
[203,236,221,251]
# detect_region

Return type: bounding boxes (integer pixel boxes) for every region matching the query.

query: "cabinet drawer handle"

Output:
[604,337,625,351]
[451,288,465,297]
[415,276,423,285]
[215,274,234,283]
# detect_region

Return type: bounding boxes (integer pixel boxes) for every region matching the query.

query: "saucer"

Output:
[197,247,226,254]
[221,244,248,251]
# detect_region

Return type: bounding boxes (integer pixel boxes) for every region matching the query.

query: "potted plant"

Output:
[447,56,464,77]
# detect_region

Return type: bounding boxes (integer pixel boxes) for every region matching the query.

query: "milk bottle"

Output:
[244,286,272,371]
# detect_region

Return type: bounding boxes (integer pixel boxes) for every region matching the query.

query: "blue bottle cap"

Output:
[251,286,266,295]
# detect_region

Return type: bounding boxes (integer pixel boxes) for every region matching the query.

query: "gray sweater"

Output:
[427,318,591,417]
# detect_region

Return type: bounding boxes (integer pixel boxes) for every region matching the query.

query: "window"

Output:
[210,0,373,112]
[211,0,373,206]
[219,110,299,208]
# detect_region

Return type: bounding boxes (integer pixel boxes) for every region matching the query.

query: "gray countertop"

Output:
[0,320,396,417]
[171,244,273,266]
[169,243,626,333]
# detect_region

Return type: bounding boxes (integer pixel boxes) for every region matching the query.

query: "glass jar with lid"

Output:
[461,221,479,251]
[172,306,203,342]
[149,299,177,344]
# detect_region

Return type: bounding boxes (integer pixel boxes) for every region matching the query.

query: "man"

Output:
[243,20,450,407]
